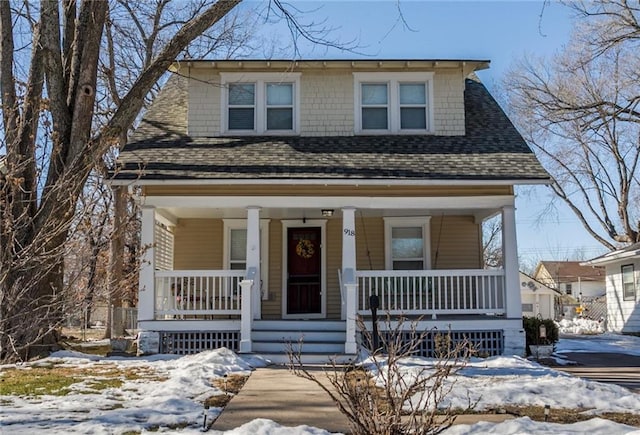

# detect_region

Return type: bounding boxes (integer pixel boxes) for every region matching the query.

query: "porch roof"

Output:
[112,75,549,183]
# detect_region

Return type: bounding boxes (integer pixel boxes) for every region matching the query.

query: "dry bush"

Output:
[288,316,477,435]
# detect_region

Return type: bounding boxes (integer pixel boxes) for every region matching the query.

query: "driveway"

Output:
[554,334,640,393]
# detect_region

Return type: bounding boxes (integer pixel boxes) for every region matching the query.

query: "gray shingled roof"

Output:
[113,74,549,182]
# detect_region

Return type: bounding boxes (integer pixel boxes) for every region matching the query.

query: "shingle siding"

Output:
[187,70,220,136]
[300,71,354,136]
[185,68,465,137]
[433,70,465,135]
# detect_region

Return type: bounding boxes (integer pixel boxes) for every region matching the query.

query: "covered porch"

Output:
[136,191,524,357]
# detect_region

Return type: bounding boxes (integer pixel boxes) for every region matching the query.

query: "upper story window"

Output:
[354,72,434,134]
[221,72,300,135]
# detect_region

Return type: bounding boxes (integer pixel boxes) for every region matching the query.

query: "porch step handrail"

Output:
[155,270,245,318]
[356,269,506,316]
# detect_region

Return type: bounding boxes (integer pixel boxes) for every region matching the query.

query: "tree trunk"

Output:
[107,184,127,338]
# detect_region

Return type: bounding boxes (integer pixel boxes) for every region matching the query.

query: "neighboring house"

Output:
[520,272,561,320]
[534,261,605,299]
[582,244,640,333]
[111,59,549,361]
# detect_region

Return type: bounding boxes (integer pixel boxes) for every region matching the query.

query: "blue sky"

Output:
[251,0,607,266]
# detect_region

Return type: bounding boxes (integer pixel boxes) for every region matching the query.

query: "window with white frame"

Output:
[221,73,300,134]
[228,83,255,130]
[384,217,431,270]
[223,219,270,300]
[622,264,636,301]
[354,72,433,134]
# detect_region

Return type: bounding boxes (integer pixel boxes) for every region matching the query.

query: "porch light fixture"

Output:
[321,209,334,217]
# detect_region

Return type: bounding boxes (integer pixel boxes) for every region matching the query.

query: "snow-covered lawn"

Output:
[1,333,640,434]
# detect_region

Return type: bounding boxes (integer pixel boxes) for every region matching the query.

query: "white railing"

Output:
[155,270,245,318]
[356,269,505,316]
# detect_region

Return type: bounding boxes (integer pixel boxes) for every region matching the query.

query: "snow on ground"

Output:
[0,348,268,434]
[363,354,640,415]
[557,317,605,335]
[443,417,640,435]
[2,333,640,434]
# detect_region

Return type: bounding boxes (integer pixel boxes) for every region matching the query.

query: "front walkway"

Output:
[211,366,350,432]
[211,366,514,433]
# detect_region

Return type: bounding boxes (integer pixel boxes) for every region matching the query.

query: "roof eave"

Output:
[581,250,640,266]
[108,177,551,186]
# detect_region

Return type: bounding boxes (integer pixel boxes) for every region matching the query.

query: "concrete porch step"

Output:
[255,352,357,365]
[253,320,346,332]
[252,340,345,354]
[251,330,346,343]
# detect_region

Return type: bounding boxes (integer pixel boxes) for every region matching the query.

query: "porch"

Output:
[135,190,524,358]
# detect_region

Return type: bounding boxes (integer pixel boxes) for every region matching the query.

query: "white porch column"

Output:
[240,268,256,353]
[246,206,261,320]
[342,207,358,354]
[502,205,521,318]
[138,206,156,321]
[502,204,525,356]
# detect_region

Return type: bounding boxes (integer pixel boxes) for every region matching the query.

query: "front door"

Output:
[287,227,322,315]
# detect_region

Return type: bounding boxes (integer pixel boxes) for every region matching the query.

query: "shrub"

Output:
[523,316,559,353]
[288,316,477,435]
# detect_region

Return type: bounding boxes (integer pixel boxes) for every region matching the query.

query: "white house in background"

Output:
[520,272,561,320]
[582,244,640,333]
[110,59,550,362]
[534,261,605,299]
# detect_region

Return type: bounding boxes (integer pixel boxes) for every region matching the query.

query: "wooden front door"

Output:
[287,227,322,315]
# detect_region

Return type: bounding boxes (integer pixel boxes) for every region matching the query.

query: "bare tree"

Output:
[482,216,502,268]
[505,0,640,250]
[0,0,242,362]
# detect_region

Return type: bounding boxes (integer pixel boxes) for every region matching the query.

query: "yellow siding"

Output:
[325,219,344,319]
[144,184,512,197]
[430,215,482,269]
[263,221,282,319]
[173,219,222,269]
[356,217,385,270]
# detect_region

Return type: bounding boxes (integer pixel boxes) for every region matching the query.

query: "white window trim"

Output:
[353,72,435,135]
[383,216,432,270]
[220,72,301,135]
[223,219,270,300]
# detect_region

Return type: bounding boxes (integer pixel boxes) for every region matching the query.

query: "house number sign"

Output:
[343,229,355,237]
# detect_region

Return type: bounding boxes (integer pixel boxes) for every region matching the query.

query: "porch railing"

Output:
[356,269,505,316]
[155,270,245,318]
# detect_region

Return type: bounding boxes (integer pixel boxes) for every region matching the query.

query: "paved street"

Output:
[555,352,640,393]
[555,335,640,393]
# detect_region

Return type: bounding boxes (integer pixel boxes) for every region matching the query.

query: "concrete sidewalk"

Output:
[212,366,512,433]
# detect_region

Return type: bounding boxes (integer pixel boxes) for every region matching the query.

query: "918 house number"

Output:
[343,229,355,237]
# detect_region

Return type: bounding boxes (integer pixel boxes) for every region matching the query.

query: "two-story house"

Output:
[111,59,549,362]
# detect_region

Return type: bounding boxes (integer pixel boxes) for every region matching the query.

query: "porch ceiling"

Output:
[159,206,500,221]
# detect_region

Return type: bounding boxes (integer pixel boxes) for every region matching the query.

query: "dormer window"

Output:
[228,83,255,130]
[354,72,434,134]
[266,83,293,130]
[221,72,300,135]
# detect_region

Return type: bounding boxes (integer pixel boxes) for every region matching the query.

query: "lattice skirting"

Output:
[369,330,504,357]
[159,331,240,354]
